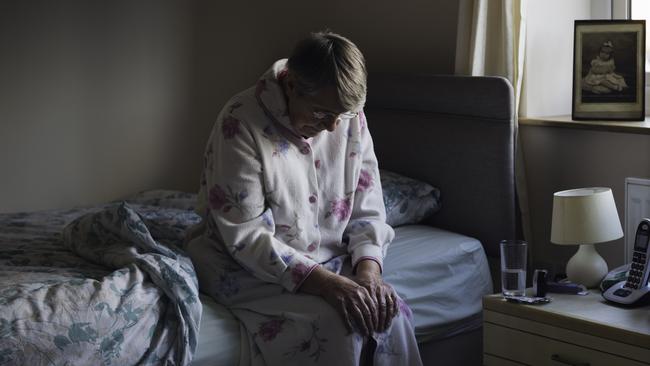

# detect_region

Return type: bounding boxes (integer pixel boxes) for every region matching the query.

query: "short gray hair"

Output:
[287,31,367,112]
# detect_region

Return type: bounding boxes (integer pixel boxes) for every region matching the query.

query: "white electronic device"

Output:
[603,218,650,305]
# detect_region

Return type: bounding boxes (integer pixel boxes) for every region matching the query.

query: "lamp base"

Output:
[566,244,608,288]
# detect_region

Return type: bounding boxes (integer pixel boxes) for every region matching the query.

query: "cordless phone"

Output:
[603,218,650,305]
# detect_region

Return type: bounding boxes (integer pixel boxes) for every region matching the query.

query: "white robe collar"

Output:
[255,59,313,144]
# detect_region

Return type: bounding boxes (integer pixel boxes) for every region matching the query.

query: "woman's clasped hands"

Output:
[319,260,398,337]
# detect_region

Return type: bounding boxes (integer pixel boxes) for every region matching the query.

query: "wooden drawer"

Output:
[484,323,647,366]
[484,353,525,365]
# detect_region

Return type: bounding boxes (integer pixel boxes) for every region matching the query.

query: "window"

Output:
[614,0,650,101]
[611,0,629,19]
[630,0,650,72]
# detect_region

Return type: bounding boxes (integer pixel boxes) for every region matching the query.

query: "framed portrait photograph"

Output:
[572,20,646,120]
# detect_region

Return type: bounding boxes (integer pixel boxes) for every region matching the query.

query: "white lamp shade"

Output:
[551,187,623,245]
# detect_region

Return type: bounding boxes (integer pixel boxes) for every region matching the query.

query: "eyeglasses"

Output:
[312,109,359,121]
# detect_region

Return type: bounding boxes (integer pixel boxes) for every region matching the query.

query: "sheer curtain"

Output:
[455,0,532,252]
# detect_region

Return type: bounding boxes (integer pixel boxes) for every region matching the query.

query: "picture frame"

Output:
[572,20,646,121]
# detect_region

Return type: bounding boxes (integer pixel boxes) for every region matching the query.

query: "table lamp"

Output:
[550,187,623,288]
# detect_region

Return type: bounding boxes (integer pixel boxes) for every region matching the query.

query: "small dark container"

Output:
[533,269,548,297]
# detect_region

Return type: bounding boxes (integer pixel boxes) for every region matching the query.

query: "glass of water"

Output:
[500,240,527,297]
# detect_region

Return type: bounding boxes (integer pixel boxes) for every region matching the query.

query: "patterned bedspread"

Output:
[0,191,202,365]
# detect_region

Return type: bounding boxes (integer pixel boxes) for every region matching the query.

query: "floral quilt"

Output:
[0,199,202,366]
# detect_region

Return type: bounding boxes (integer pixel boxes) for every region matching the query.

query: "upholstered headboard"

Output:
[365,74,519,261]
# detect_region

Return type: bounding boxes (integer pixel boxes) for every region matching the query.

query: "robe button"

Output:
[309,195,317,203]
[300,144,311,155]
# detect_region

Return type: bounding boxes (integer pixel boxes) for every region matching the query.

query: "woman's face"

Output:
[284,75,354,138]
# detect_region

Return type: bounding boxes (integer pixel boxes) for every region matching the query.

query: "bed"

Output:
[0,74,517,365]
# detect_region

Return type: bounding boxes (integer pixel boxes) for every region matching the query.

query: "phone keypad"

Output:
[625,252,647,289]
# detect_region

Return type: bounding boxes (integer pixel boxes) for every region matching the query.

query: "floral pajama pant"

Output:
[188,236,423,366]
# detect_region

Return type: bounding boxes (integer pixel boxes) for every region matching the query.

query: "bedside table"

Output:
[483,291,650,365]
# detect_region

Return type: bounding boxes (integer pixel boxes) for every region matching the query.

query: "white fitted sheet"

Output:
[191,294,241,366]
[193,225,492,363]
[383,225,493,341]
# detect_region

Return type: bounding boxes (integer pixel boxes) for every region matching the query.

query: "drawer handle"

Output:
[551,354,590,366]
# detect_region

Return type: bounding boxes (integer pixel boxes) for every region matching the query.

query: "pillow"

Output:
[119,190,201,246]
[380,170,441,227]
[133,205,202,247]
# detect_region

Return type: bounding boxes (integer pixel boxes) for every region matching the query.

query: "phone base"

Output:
[602,281,650,306]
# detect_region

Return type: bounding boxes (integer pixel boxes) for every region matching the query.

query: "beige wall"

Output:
[0,0,458,213]
[0,0,196,213]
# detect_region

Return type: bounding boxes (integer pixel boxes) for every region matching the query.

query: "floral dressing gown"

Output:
[187,59,422,366]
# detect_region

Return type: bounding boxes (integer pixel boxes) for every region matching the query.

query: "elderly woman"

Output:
[187,31,422,365]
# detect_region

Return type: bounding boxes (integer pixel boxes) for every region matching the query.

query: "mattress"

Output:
[193,225,492,362]
[384,225,493,342]
[192,294,241,366]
